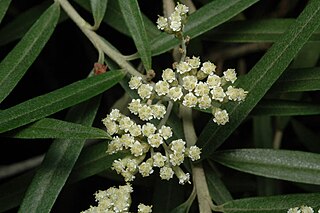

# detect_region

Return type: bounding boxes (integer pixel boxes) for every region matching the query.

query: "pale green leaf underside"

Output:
[0,70,125,134]
[212,149,320,185]
[197,0,320,158]
[0,0,11,24]
[90,0,108,28]
[5,118,110,139]
[0,3,60,103]
[220,193,320,213]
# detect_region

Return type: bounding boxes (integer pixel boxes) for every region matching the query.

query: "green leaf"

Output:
[0,0,11,24]
[118,0,151,70]
[90,0,107,29]
[0,70,125,134]
[251,99,320,116]
[270,67,320,93]
[204,19,320,43]
[197,0,320,158]
[212,149,320,185]
[0,3,60,103]
[170,188,196,213]
[150,0,260,56]
[18,96,101,213]
[5,118,110,139]
[219,193,320,213]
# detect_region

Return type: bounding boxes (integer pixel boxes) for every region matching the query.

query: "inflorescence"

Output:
[288,205,320,213]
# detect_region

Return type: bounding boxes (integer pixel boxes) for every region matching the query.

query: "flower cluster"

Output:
[103,109,201,184]
[288,205,319,213]
[156,3,189,33]
[128,56,248,125]
[80,184,152,213]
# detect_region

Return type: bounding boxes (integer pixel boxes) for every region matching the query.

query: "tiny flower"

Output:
[119,116,134,132]
[207,74,221,88]
[176,61,192,74]
[211,86,226,102]
[120,134,135,149]
[288,207,301,213]
[138,104,154,121]
[175,3,189,15]
[128,123,142,137]
[142,123,157,137]
[156,16,168,30]
[107,136,123,154]
[169,153,185,166]
[159,166,174,180]
[121,170,135,182]
[173,167,190,185]
[168,86,183,101]
[213,108,229,125]
[200,61,216,75]
[169,11,182,31]
[158,125,173,140]
[148,133,164,148]
[138,204,152,213]
[126,158,138,173]
[300,206,314,213]
[182,92,198,108]
[128,76,142,90]
[154,80,170,96]
[198,94,211,109]
[194,82,210,96]
[182,75,198,91]
[130,141,145,157]
[226,86,248,101]
[112,159,126,174]
[102,118,118,135]
[153,152,167,167]
[138,162,154,177]
[187,56,201,69]
[138,83,153,99]
[128,99,142,115]
[223,68,237,83]
[186,146,201,161]
[109,109,121,121]
[151,104,166,119]
[170,139,186,154]
[162,68,176,83]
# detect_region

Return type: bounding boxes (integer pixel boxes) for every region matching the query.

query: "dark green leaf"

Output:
[118,0,151,70]
[204,19,320,42]
[18,96,101,213]
[251,99,320,116]
[0,70,125,134]
[197,0,320,158]
[5,118,110,139]
[0,3,60,103]
[0,0,11,24]
[151,0,260,56]
[219,193,320,213]
[90,0,107,29]
[212,149,320,185]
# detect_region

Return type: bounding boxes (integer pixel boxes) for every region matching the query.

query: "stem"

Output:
[157,101,174,129]
[55,0,144,79]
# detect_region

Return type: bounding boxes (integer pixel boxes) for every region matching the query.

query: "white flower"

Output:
[119,116,134,132]
[226,86,248,101]
[109,109,121,121]
[112,158,125,174]
[137,83,153,99]
[223,69,237,83]
[182,92,198,108]
[198,94,211,109]
[176,61,191,74]
[128,99,142,115]
[200,61,216,75]
[102,117,118,135]
[120,134,135,149]
[162,68,176,83]
[169,153,184,166]
[128,76,142,90]
[213,108,229,125]
[173,167,190,185]
[168,86,183,101]
[156,16,168,30]
[138,104,153,121]
[138,162,154,177]
[154,80,170,96]
[207,74,221,88]
[175,3,189,15]
[107,137,123,154]
[300,206,314,213]
[130,141,145,157]
[194,82,210,96]
[187,56,201,69]
[158,125,172,140]
[151,104,166,119]
[170,139,186,154]
[182,75,198,91]
[138,203,153,213]
[159,166,174,180]
[186,146,201,161]
[211,86,226,102]
[153,152,167,167]
[128,124,142,137]
[169,11,182,31]
[148,133,164,148]
[142,123,157,137]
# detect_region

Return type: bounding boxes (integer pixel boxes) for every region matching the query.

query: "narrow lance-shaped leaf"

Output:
[0,70,125,134]
[18,96,101,213]
[90,0,108,29]
[212,149,320,185]
[5,118,111,139]
[219,193,320,213]
[0,3,60,103]
[0,0,11,24]
[150,0,260,56]
[197,0,320,158]
[118,0,151,70]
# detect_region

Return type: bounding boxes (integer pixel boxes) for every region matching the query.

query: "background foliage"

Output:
[0,0,319,212]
